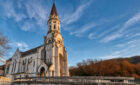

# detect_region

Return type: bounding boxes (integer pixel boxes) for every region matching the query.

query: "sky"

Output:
[0,0,140,66]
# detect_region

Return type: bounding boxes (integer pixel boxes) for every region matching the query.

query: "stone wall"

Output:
[13,76,136,85]
[0,81,11,85]
[0,76,12,85]
[0,76,138,85]
[13,81,135,85]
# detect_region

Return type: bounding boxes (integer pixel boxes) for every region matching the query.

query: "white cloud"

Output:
[100,33,122,43]
[21,21,34,31]
[71,18,120,40]
[107,39,140,58]
[0,57,6,63]
[2,0,26,22]
[62,0,93,25]
[70,22,97,37]
[25,0,48,27]
[98,39,140,59]
[98,55,120,60]
[88,33,95,39]
[1,0,49,31]
[123,12,140,31]
[11,42,29,51]
[68,18,117,39]
[97,24,121,38]
[16,42,29,51]
[116,39,140,49]
[132,33,140,37]
[100,12,140,43]
[127,32,140,39]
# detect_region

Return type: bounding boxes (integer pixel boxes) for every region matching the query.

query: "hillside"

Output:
[128,56,140,64]
[69,56,140,78]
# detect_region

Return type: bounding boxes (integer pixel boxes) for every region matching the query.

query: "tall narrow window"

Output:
[33,61,35,67]
[27,59,28,71]
[54,25,56,29]
[49,40,51,43]
[14,61,16,72]
[50,25,51,30]
[52,70,54,76]
[12,63,14,73]
[25,59,27,71]
[41,49,44,60]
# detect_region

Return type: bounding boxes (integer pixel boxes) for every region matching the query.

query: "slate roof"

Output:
[20,45,42,57]
[6,58,12,62]
[0,65,5,70]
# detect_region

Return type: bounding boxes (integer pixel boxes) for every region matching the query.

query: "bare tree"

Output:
[0,32,10,63]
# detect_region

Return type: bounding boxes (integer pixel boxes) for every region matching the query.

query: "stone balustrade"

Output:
[13,76,137,85]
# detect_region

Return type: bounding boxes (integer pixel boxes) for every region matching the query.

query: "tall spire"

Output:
[50,3,58,16]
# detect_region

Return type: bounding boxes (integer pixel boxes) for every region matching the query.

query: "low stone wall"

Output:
[0,76,138,85]
[13,76,136,85]
[0,76,12,85]
[13,81,136,85]
[0,81,11,85]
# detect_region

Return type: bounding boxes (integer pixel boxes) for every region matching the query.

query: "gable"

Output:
[12,48,21,59]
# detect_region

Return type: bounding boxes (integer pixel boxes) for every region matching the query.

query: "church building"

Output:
[3,3,69,79]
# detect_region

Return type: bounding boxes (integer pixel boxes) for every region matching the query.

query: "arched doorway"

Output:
[40,67,46,77]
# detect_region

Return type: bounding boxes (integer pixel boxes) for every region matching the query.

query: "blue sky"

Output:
[0,0,140,66]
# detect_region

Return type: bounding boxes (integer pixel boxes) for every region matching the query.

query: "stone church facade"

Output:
[3,3,69,79]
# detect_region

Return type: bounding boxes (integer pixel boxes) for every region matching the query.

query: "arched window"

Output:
[52,70,54,76]
[49,40,51,43]
[54,25,56,29]
[40,67,46,77]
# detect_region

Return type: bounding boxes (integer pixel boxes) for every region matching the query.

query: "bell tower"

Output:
[44,3,69,77]
[47,3,61,34]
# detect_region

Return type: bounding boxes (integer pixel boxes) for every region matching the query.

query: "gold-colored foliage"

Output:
[70,57,140,79]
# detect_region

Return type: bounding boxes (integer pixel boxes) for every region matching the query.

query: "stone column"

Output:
[55,46,60,76]
[63,47,69,76]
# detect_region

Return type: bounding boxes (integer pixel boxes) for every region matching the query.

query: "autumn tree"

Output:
[69,58,140,79]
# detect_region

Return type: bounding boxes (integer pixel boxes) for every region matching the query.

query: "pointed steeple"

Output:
[50,3,58,16]
[47,2,60,34]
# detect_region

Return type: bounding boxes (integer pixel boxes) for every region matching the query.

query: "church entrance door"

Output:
[40,67,46,77]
